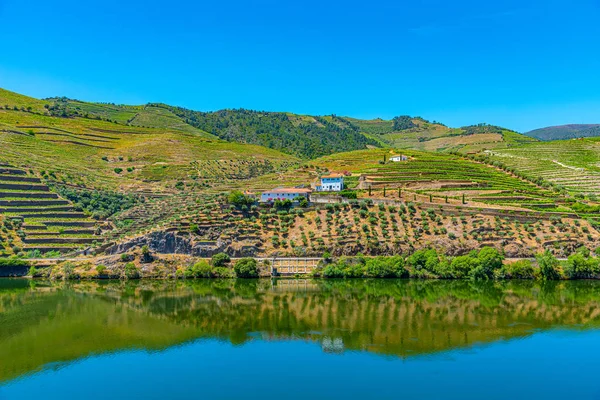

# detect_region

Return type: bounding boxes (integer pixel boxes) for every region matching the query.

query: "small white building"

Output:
[315,174,344,192]
[260,188,312,203]
[390,155,408,162]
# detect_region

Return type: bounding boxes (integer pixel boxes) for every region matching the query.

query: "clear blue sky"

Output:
[1,0,599,132]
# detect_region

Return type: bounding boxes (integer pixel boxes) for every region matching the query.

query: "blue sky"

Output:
[1,0,599,132]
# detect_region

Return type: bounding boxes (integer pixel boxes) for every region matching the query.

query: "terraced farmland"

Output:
[0,107,298,193]
[486,138,600,195]
[312,149,562,210]
[0,165,100,255]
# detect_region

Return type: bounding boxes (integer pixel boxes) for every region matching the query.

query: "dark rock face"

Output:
[105,231,259,257]
[0,265,29,277]
[106,231,192,255]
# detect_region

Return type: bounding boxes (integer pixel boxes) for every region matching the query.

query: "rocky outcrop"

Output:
[104,230,259,257]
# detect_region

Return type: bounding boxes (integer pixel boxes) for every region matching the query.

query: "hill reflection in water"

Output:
[2,278,600,383]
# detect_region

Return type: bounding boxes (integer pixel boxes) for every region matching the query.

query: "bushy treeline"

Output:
[51,184,142,219]
[160,106,379,159]
[316,247,600,280]
[0,258,30,268]
[392,115,417,131]
[460,123,505,135]
[184,253,260,279]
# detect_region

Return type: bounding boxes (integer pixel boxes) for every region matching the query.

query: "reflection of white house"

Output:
[260,188,312,202]
[315,174,344,192]
[390,155,408,162]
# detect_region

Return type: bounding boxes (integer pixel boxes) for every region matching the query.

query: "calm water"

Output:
[2,279,600,399]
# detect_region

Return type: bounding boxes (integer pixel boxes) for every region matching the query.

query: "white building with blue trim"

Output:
[315,174,344,192]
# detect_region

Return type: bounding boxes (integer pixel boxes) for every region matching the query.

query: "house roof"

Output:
[263,188,312,194]
[321,173,343,178]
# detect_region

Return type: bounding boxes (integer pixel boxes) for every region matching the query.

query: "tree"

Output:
[234,258,259,278]
[211,252,231,267]
[295,196,309,207]
[186,261,213,278]
[470,247,504,280]
[141,245,153,263]
[536,251,561,280]
[228,191,253,208]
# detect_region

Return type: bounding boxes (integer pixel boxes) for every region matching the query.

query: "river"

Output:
[1,278,600,399]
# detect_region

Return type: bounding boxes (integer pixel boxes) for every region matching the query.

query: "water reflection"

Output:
[2,278,600,383]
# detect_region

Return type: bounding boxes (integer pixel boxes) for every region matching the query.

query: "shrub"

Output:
[96,264,107,276]
[365,256,408,278]
[114,168,123,174]
[211,253,231,267]
[497,260,536,279]
[141,245,153,263]
[234,258,259,278]
[213,266,234,278]
[124,262,140,279]
[468,247,504,280]
[563,253,599,279]
[0,258,30,268]
[407,249,440,275]
[536,251,562,280]
[339,190,357,199]
[322,264,345,278]
[186,261,213,278]
[448,255,480,279]
[228,191,254,208]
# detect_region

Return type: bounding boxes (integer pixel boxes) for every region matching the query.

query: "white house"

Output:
[260,188,312,203]
[315,174,344,192]
[390,155,408,162]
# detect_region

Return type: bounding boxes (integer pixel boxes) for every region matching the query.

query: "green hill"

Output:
[525,124,600,141]
[151,105,380,159]
[486,137,600,196]
[0,89,298,195]
[345,116,538,153]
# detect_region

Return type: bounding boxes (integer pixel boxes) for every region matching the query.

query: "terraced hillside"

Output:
[0,101,298,193]
[486,138,600,196]
[107,191,600,259]
[345,117,538,153]
[0,165,100,255]
[311,149,566,211]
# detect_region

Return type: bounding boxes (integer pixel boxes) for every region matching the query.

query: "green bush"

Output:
[96,264,107,276]
[563,253,599,279]
[0,258,30,268]
[234,258,259,278]
[186,261,213,278]
[407,249,440,276]
[470,247,504,280]
[365,256,408,278]
[124,262,140,279]
[448,255,480,279]
[211,253,231,267]
[497,260,536,279]
[536,251,562,280]
[322,264,345,278]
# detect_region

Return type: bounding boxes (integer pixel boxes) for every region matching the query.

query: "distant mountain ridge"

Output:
[526,124,600,141]
[1,87,536,157]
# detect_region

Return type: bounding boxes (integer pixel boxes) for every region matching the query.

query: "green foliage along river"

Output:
[2,278,600,399]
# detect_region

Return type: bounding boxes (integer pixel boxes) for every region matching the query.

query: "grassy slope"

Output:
[487,137,600,195]
[346,117,538,153]
[0,107,298,193]
[0,88,49,114]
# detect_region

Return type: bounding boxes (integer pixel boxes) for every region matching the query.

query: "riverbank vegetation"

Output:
[10,246,600,281]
